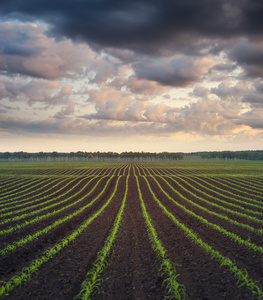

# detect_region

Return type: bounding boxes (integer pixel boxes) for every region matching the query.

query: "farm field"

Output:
[0,161,263,299]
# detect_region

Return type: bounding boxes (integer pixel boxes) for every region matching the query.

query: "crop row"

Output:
[0,178,48,201]
[0,164,188,299]
[0,174,123,297]
[0,166,130,255]
[133,165,263,298]
[148,175,263,254]
[178,176,263,210]
[140,165,263,211]
[0,178,75,216]
[0,178,70,211]
[74,171,130,299]
[1,162,263,299]
[0,165,128,216]
[0,175,110,237]
[0,177,36,196]
[134,171,187,299]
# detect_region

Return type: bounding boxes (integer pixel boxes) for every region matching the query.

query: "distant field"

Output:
[0,161,263,299]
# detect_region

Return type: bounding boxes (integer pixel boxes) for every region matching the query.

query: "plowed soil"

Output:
[0,163,263,299]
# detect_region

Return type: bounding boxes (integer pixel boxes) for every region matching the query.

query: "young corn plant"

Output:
[134,167,187,300]
[147,175,263,254]
[192,176,263,205]
[175,176,263,214]
[0,175,112,255]
[0,178,45,201]
[74,171,130,299]
[0,177,79,219]
[142,173,263,299]
[0,175,122,298]
[167,176,263,224]
[0,177,70,211]
[0,175,109,237]
[156,175,263,235]
[0,177,89,226]
[211,177,263,199]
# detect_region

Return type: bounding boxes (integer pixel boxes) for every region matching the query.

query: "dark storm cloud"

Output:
[2,43,43,57]
[133,56,213,87]
[230,43,263,65]
[255,82,263,93]
[133,59,198,87]
[228,40,263,78]
[242,94,263,104]
[1,0,263,55]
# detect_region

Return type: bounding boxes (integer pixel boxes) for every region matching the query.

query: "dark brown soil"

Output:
[97,175,166,299]
[0,164,262,299]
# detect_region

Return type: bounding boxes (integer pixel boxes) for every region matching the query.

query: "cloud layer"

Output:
[0,1,263,151]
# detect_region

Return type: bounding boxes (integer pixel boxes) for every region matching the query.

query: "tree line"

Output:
[194,150,263,161]
[0,151,184,162]
[0,150,262,162]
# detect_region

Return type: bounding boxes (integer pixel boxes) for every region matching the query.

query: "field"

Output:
[0,161,263,299]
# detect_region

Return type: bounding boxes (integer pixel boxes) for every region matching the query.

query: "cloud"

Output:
[0,94,261,139]
[53,100,75,119]
[2,43,44,57]
[126,76,165,95]
[190,86,210,98]
[1,0,263,151]
[80,87,257,136]
[210,80,263,107]
[1,0,263,55]
[109,73,166,96]
[0,22,95,79]
[228,39,263,78]
[84,87,146,122]
[242,94,263,105]
[211,63,237,73]
[236,107,263,129]
[133,56,215,87]
[0,76,72,106]
[0,103,19,113]
[210,81,248,99]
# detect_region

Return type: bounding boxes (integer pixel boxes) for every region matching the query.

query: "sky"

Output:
[0,0,263,153]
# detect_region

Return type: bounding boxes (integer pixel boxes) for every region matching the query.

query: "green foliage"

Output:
[0,175,113,255]
[74,169,130,299]
[157,175,263,234]
[147,175,263,254]
[134,167,187,300]
[1,161,263,299]
[0,175,122,297]
[138,169,263,298]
